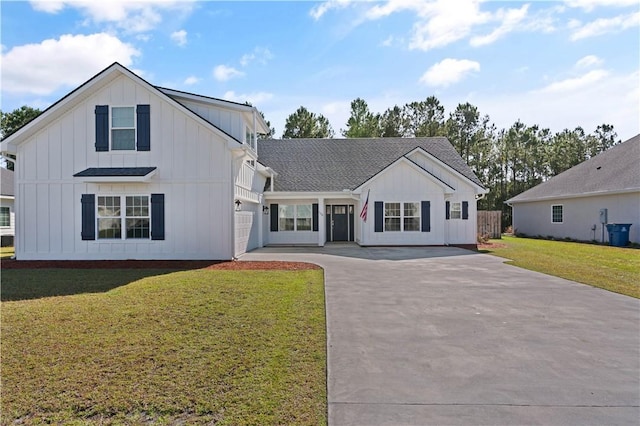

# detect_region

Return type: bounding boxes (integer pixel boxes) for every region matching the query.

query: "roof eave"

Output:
[506,187,640,204]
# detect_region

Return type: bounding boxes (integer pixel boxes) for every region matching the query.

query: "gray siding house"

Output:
[507,134,639,244]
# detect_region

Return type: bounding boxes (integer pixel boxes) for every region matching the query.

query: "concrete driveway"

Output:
[241,246,640,425]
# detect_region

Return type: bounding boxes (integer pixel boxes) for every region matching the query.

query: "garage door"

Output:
[234,209,258,256]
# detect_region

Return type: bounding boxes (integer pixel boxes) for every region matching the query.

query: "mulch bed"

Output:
[477,242,508,249]
[0,259,321,271]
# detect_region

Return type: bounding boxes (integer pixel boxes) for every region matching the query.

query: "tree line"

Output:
[277,97,620,227]
[2,99,620,227]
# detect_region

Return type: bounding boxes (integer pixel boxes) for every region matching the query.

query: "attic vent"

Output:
[596,166,602,170]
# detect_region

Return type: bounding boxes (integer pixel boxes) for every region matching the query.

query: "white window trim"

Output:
[450,202,462,220]
[0,206,10,227]
[551,204,564,224]
[110,105,137,151]
[278,204,313,232]
[96,194,151,240]
[384,201,421,232]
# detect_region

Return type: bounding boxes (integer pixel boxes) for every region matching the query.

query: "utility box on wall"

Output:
[599,208,608,224]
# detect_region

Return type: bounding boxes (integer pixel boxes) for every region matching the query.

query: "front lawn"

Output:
[1,268,326,425]
[483,235,639,298]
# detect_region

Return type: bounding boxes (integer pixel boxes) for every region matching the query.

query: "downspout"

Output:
[253,109,257,151]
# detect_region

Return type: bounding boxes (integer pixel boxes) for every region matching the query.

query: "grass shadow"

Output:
[1,262,220,302]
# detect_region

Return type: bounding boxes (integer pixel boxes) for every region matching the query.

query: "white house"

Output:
[0,167,15,247]
[0,63,487,260]
[507,134,639,244]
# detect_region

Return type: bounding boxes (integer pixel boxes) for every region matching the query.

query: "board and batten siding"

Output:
[358,158,478,246]
[174,99,249,144]
[14,74,235,260]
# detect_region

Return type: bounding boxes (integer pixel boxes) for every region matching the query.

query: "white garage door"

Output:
[234,209,259,256]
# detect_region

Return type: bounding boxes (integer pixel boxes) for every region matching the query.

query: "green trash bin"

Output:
[606,224,632,247]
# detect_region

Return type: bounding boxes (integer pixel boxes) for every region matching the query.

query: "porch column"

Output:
[318,197,325,246]
[258,201,264,248]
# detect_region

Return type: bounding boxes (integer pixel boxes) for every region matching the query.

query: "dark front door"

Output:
[332,205,349,241]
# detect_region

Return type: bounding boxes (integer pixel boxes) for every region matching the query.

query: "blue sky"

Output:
[2,0,639,140]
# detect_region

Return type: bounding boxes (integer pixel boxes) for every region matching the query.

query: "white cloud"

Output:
[408,0,492,50]
[470,4,529,46]
[183,76,199,85]
[419,58,480,87]
[239,47,274,67]
[1,33,140,95]
[223,91,273,105]
[476,70,639,140]
[575,55,603,68]
[565,0,638,11]
[170,29,187,47]
[30,1,65,13]
[309,0,353,20]
[537,69,609,94]
[213,65,244,82]
[29,0,196,33]
[381,35,394,47]
[570,11,640,40]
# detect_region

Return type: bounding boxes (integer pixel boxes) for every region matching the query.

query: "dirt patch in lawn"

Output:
[478,242,508,250]
[1,259,321,271]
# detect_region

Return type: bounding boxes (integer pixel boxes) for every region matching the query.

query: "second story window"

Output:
[112,107,136,150]
[95,104,150,152]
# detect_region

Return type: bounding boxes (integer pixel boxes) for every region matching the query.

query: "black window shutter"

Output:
[151,194,165,240]
[95,105,109,152]
[137,104,151,151]
[270,204,278,232]
[462,201,469,220]
[81,194,95,240]
[374,201,383,233]
[445,201,450,220]
[421,201,431,232]
[312,203,319,232]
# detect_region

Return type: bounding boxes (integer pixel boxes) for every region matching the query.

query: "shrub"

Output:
[477,232,491,244]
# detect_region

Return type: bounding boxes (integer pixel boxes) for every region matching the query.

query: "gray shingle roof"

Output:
[257,137,484,192]
[1,168,14,196]
[74,167,157,177]
[507,134,640,203]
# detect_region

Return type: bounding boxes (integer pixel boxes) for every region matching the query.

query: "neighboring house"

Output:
[0,62,487,260]
[0,167,15,247]
[507,134,640,244]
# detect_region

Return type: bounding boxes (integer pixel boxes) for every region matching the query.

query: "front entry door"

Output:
[332,205,349,242]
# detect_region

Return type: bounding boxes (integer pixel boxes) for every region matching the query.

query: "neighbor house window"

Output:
[450,202,462,219]
[385,202,420,232]
[0,207,10,227]
[98,195,150,239]
[111,106,136,150]
[551,205,563,223]
[278,204,312,231]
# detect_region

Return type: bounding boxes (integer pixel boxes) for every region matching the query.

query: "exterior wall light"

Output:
[235,200,242,212]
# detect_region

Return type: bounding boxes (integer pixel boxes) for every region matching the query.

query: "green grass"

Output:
[1,269,327,425]
[484,235,639,298]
